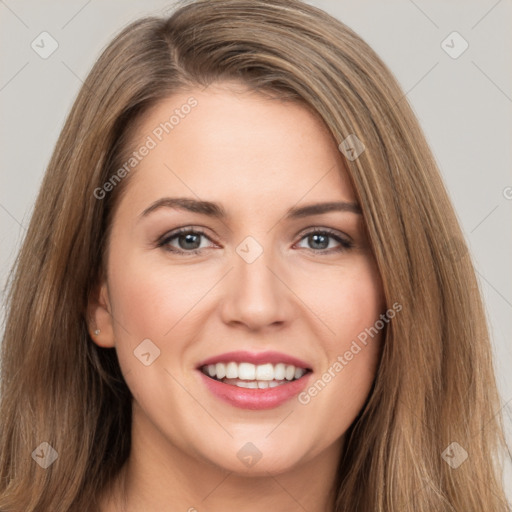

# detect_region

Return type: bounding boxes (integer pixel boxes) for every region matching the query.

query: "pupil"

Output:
[177,233,329,251]
[180,233,200,250]
[310,233,328,249]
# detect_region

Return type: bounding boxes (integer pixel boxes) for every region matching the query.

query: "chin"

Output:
[197,442,307,476]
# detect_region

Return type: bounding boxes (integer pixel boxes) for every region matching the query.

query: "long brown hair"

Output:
[1,0,509,510]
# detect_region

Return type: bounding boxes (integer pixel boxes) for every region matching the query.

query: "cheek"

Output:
[296,258,384,432]
[327,258,384,378]
[105,249,206,411]
[300,255,384,347]
[107,247,209,340]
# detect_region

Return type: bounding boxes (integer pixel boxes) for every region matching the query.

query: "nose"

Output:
[219,241,295,331]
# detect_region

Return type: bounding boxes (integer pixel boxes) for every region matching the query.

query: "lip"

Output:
[196,350,312,370]
[198,370,313,410]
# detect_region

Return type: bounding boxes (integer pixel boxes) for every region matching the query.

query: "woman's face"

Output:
[91,82,385,476]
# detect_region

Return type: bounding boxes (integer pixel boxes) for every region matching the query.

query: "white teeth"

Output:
[225,362,238,379]
[203,361,309,382]
[294,366,305,379]
[238,362,256,380]
[285,365,295,381]
[222,378,288,389]
[255,363,274,380]
[274,363,286,380]
[215,363,226,379]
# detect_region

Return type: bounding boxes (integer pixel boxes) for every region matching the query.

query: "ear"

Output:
[87,279,115,348]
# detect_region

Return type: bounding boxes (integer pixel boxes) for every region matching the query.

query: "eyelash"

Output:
[157,226,354,256]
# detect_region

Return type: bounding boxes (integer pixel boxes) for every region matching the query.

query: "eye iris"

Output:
[179,233,201,250]
[309,233,329,250]
[167,230,341,253]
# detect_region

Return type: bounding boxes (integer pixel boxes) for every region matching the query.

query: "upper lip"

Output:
[197,350,312,370]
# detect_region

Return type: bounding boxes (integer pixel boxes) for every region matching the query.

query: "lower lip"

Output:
[198,370,312,410]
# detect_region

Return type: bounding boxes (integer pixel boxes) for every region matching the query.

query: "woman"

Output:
[0,0,509,510]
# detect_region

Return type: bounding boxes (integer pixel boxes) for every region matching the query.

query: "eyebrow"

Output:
[139,197,362,220]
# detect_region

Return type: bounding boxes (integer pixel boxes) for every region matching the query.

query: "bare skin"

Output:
[90,81,385,511]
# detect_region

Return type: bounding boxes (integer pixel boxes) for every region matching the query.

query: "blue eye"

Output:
[158,228,212,255]
[295,229,353,253]
[158,227,353,255]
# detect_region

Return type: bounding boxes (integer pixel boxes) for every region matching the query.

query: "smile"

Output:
[200,362,310,389]
[196,352,314,410]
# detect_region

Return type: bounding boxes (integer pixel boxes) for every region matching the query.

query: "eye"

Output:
[158,227,215,255]
[295,228,353,254]
[157,226,353,256]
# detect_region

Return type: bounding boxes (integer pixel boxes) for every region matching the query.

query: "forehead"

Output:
[119,84,356,213]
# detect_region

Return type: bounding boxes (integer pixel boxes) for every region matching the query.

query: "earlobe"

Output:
[88,281,116,348]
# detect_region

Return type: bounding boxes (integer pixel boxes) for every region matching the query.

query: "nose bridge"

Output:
[221,234,290,328]
[234,234,279,296]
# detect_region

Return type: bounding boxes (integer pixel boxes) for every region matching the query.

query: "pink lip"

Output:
[196,350,312,369]
[198,370,313,410]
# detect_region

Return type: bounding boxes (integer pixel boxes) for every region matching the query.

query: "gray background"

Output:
[1,0,511,501]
